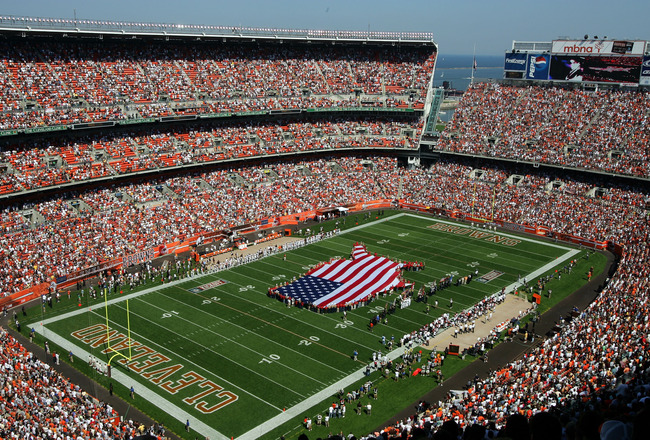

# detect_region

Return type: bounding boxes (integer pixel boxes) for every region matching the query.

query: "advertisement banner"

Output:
[640,56,650,86]
[24,125,68,134]
[0,282,48,309]
[60,258,122,286]
[526,54,550,80]
[504,52,528,71]
[120,117,156,125]
[122,248,156,268]
[549,55,642,84]
[552,40,645,55]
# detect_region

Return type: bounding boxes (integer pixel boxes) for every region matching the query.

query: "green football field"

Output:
[33,213,582,439]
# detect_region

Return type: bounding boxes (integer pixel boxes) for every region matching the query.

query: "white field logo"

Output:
[189,280,228,293]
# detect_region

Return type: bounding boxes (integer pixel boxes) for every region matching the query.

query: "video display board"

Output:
[640,56,650,86]
[549,55,642,84]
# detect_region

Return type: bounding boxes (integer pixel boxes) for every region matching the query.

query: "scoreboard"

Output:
[505,39,649,85]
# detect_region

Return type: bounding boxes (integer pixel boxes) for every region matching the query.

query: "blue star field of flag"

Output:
[278,275,343,304]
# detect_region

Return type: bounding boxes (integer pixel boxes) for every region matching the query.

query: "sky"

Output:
[3,0,649,55]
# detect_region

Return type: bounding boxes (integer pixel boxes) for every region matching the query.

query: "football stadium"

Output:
[0,12,648,440]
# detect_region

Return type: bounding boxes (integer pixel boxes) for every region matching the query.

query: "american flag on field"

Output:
[276,243,406,308]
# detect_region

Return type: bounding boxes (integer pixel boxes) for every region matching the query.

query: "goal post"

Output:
[103,288,133,367]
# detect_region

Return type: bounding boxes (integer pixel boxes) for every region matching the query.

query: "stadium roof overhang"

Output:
[0,15,437,47]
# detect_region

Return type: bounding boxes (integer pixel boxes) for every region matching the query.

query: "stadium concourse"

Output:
[0,20,649,440]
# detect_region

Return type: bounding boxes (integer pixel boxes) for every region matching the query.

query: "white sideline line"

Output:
[109,303,309,398]
[113,298,323,391]
[238,341,409,440]
[157,291,346,376]
[39,327,229,440]
[238,245,581,440]
[31,212,580,440]
[36,278,204,326]
[29,214,408,440]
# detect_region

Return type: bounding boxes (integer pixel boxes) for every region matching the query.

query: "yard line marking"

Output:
[161,288,363,362]
[156,290,346,376]
[33,213,402,328]
[184,268,386,350]
[33,211,582,440]
[237,238,480,314]
[350,220,554,270]
[400,213,573,250]
[237,330,418,440]
[114,300,318,393]
[94,304,293,405]
[39,322,230,440]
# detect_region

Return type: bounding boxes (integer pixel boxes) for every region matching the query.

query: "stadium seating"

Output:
[0,156,645,295]
[1,32,649,439]
[0,327,160,439]
[0,117,421,194]
[368,188,649,437]
[1,155,648,439]
[0,40,435,131]
[436,82,650,177]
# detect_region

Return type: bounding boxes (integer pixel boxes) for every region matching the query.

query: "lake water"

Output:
[434,54,504,91]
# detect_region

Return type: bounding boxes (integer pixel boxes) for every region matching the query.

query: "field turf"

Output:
[31,212,587,439]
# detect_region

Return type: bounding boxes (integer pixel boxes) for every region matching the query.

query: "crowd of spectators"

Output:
[0,153,647,438]
[1,27,649,440]
[0,117,421,194]
[0,326,161,440]
[365,205,649,439]
[436,82,650,177]
[400,159,647,241]
[0,156,647,297]
[0,39,435,130]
